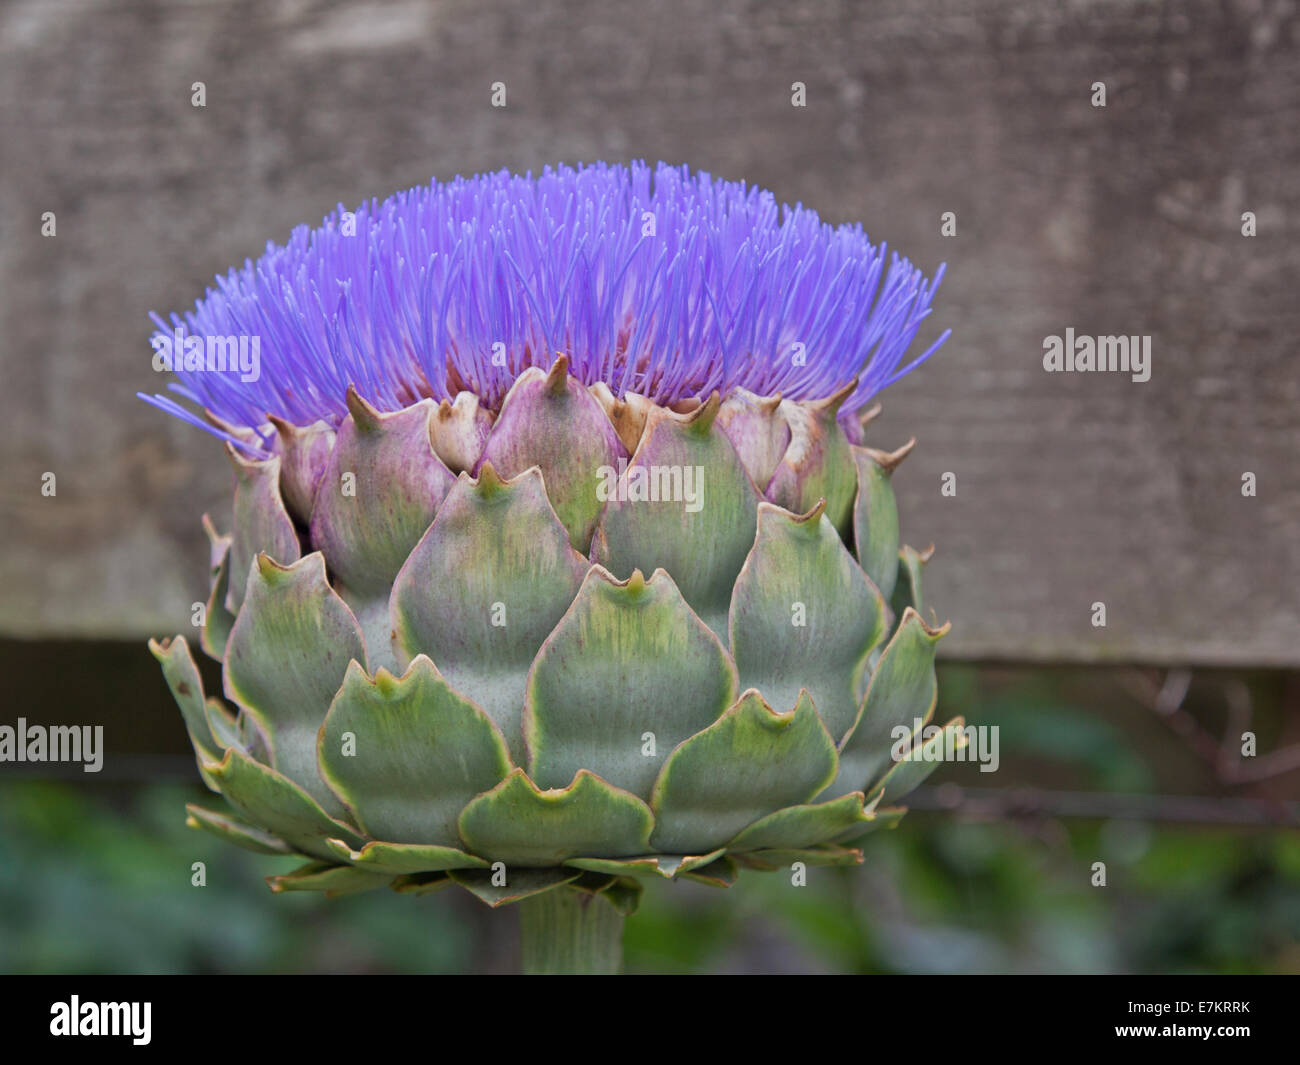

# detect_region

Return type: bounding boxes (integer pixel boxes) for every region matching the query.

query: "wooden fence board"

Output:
[1,0,1296,664]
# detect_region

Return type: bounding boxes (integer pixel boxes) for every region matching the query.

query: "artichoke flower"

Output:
[144,162,959,972]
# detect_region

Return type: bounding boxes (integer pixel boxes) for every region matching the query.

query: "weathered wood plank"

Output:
[1,0,1296,664]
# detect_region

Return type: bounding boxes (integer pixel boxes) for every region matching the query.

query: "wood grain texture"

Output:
[0,0,1296,664]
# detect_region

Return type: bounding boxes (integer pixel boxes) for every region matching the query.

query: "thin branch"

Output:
[909,784,1300,828]
[1125,668,1300,785]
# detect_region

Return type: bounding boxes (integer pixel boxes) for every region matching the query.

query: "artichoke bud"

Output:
[146,162,954,909]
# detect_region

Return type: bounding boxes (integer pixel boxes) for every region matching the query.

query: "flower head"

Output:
[151,162,959,937]
[141,161,946,452]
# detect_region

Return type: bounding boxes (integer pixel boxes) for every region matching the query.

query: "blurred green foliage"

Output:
[2,779,1295,974]
[0,781,476,973]
[1,663,1296,974]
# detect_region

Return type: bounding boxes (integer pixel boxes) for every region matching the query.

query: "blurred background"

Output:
[1,0,1297,973]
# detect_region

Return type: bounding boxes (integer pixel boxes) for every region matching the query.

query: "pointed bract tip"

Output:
[372,665,400,694]
[266,412,295,438]
[324,837,354,858]
[147,635,175,661]
[594,388,653,454]
[436,391,483,421]
[544,353,570,395]
[253,550,305,583]
[204,407,256,439]
[345,384,385,431]
[734,686,796,724]
[400,653,442,683]
[254,552,281,580]
[899,604,951,640]
[811,378,858,418]
[682,390,721,434]
[858,402,883,430]
[474,460,510,496]
[224,439,275,475]
[584,563,664,601]
[865,438,916,473]
[793,497,828,525]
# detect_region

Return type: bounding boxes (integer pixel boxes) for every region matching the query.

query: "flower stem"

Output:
[518,887,625,974]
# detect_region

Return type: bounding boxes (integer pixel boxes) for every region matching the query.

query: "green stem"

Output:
[518,887,625,974]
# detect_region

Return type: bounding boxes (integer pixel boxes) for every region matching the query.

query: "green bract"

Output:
[156,358,956,913]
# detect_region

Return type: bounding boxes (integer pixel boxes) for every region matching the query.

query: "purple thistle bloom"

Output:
[150,162,959,926]
[140,161,947,451]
